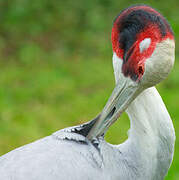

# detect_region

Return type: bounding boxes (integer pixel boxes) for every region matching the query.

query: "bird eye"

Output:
[139,38,151,53]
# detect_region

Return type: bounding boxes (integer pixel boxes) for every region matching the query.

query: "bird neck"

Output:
[126,86,175,143]
[124,86,175,178]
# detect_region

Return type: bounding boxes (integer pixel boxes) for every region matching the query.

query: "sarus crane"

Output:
[0,5,175,180]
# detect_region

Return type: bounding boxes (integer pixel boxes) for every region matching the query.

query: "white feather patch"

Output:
[139,38,151,53]
[112,53,123,83]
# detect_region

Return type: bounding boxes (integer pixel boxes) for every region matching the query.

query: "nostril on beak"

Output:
[106,107,116,120]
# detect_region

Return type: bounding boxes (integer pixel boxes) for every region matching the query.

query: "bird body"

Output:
[0,86,175,180]
[0,5,175,180]
[0,133,104,180]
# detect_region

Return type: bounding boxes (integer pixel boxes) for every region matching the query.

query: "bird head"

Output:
[112,5,175,87]
[87,5,175,140]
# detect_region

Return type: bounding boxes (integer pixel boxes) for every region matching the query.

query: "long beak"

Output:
[87,76,141,140]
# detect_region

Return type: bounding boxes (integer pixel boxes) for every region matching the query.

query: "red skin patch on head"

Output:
[111,5,174,81]
[122,25,173,80]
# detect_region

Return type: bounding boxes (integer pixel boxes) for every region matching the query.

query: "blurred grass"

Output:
[0,0,179,179]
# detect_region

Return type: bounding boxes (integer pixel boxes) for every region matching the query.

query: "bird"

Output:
[0,5,175,180]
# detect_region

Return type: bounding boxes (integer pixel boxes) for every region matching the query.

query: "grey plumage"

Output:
[0,123,135,180]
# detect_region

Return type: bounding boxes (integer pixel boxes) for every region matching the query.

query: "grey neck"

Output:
[124,86,175,179]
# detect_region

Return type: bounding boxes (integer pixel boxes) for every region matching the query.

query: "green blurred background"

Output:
[0,0,179,179]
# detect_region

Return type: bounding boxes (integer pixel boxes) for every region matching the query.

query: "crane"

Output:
[0,5,175,180]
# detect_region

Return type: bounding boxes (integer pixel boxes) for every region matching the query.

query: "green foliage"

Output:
[0,1,179,179]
